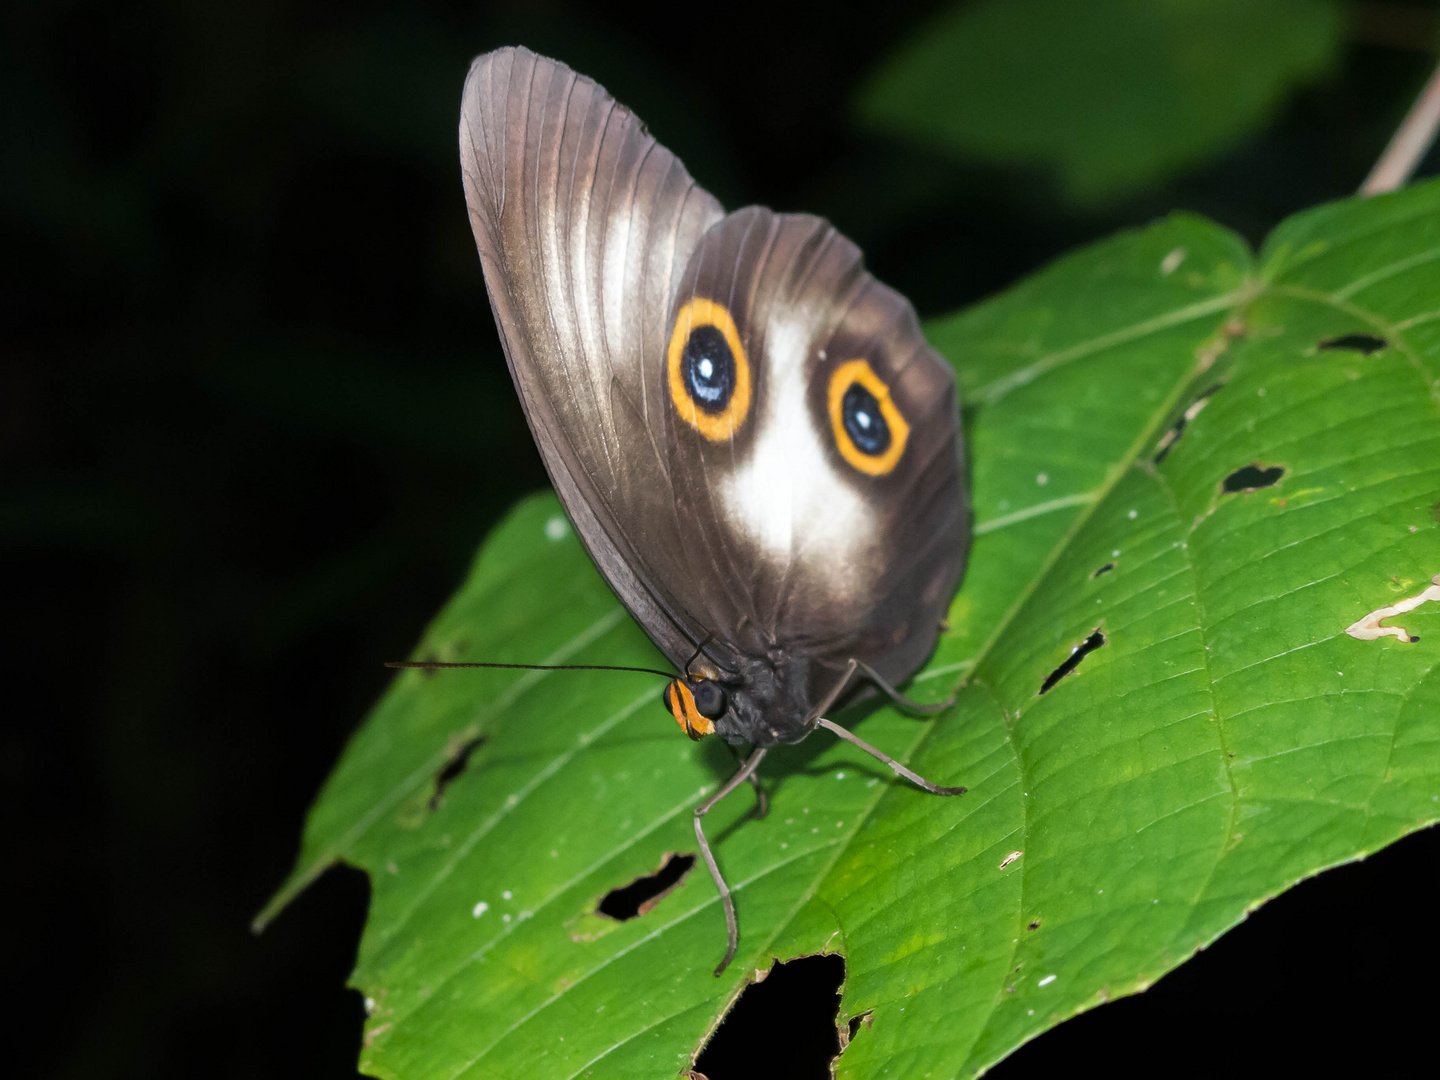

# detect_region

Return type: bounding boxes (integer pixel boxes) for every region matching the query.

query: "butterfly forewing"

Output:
[460,47,724,667]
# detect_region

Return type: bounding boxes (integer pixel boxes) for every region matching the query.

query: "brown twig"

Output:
[1360,58,1440,195]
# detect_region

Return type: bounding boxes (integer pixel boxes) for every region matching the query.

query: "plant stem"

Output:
[1360,59,1440,195]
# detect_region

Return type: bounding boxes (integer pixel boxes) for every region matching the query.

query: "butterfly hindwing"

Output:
[662,208,966,688]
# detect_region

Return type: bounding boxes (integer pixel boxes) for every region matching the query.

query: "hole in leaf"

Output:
[695,953,846,1079]
[428,734,485,810]
[1152,384,1221,463]
[1223,464,1285,493]
[1317,333,1387,355]
[1040,629,1106,695]
[839,1010,870,1053]
[597,853,696,920]
[1091,562,1115,579]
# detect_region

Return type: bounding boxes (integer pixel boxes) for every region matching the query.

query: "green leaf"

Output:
[855,0,1346,205]
[261,180,1440,1078]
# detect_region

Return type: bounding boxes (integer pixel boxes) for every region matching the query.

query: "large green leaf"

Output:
[855,0,1345,205]
[260,181,1440,1078]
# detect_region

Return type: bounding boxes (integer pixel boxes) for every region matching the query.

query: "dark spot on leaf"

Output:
[598,853,696,920]
[1153,384,1222,463]
[428,734,485,810]
[696,953,845,1079]
[1317,333,1387,355]
[1040,629,1106,695]
[1092,562,1115,579]
[1410,635,1421,643]
[1028,920,1041,930]
[1223,464,1285,493]
[1431,500,1440,523]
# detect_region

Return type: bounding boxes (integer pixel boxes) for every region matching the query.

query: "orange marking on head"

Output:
[664,679,714,740]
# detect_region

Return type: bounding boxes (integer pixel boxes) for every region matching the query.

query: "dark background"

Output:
[4,1,1438,1077]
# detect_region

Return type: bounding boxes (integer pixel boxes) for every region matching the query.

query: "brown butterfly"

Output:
[439,46,969,974]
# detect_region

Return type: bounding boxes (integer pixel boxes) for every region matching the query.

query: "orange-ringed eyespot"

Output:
[667,298,752,441]
[827,358,910,475]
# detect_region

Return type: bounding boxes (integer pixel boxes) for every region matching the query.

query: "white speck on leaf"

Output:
[472,902,488,918]
[502,890,512,900]
[544,515,568,541]
[1038,974,1057,987]
[1036,472,1049,486]
[1160,247,1186,274]
[502,913,511,923]
[999,851,1023,870]
[1127,509,1138,519]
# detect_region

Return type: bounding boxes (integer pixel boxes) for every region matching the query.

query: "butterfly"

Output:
[449,46,969,974]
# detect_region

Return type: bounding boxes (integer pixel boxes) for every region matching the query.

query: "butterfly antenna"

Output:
[385,660,675,678]
[815,717,966,796]
[683,634,717,679]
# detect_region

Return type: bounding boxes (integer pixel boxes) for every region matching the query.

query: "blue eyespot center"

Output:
[841,382,891,456]
[683,326,735,414]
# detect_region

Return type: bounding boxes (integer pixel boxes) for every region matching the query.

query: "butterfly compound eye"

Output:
[667,298,752,441]
[827,358,910,476]
[689,679,727,720]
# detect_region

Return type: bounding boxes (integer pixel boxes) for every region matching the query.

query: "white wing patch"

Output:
[720,314,875,597]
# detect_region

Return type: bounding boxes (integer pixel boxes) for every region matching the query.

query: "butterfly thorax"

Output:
[663,652,824,748]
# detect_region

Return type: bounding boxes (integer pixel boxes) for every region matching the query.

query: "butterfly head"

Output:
[663,676,729,740]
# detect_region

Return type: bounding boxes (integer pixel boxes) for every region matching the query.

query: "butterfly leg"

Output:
[727,741,769,819]
[855,659,955,715]
[695,745,768,976]
[815,716,966,796]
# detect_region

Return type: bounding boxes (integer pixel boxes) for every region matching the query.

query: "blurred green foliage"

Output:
[858,0,1349,205]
